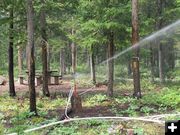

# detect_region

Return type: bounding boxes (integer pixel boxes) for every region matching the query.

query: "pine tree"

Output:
[27,0,37,114]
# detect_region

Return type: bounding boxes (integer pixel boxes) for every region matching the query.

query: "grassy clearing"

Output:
[0,78,179,134]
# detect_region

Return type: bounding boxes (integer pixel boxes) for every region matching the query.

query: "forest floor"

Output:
[0,76,179,134]
[0,76,106,96]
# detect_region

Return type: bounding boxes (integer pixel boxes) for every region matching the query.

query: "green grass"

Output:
[0,76,179,134]
[111,81,180,116]
[0,95,66,134]
[37,119,164,135]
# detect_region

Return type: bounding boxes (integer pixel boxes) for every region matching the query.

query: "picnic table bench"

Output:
[18,75,25,84]
[51,75,62,85]
[35,75,42,86]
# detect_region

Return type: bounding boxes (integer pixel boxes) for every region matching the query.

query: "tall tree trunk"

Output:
[156,0,164,84]
[128,57,132,77]
[71,28,82,112]
[40,0,50,97]
[107,32,114,97]
[90,45,96,84]
[27,0,37,114]
[47,43,50,70]
[154,49,158,73]
[158,43,164,83]
[132,0,141,98]
[18,46,23,75]
[26,45,29,69]
[86,48,90,67]
[168,41,175,70]
[71,42,76,75]
[60,48,65,76]
[66,43,72,74]
[87,54,91,67]
[150,45,155,82]
[96,56,99,65]
[8,8,16,97]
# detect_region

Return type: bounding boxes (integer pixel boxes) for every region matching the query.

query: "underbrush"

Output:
[0,95,66,134]
[0,79,179,134]
[112,84,180,116]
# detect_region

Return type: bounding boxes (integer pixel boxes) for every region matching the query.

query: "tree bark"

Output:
[158,43,164,83]
[47,42,50,70]
[27,0,37,114]
[128,57,132,77]
[60,48,65,76]
[71,42,76,75]
[26,45,29,69]
[150,45,155,82]
[18,46,23,75]
[132,0,141,98]
[40,0,50,97]
[8,8,16,97]
[132,0,140,57]
[86,48,90,67]
[66,43,72,74]
[107,32,114,97]
[71,28,82,112]
[156,0,164,84]
[168,40,175,70]
[90,45,96,84]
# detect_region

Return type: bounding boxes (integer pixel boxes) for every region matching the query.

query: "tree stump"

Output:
[71,94,82,113]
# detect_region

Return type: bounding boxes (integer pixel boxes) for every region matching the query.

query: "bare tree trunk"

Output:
[132,0,141,98]
[158,43,164,83]
[8,8,16,97]
[128,57,132,77]
[86,48,90,67]
[60,48,65,76]
[156,0,164,84]
[87,55,91,68]
[18,46,23,75]
[71,42,76,75]
[26,45,29,69]
[90,45,96,84]
[107,32,114,97]
[40,0,50,97]
[168,41,175,70]
[71,28,82,113]
[27,0,37,114]
[47,43,50,70]
[66,43,72,74]
[150,45,155,82]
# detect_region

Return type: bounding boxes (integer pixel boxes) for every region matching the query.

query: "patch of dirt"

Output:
[46,105,116,120]
[74,105,116,117]
[0,77,107,96]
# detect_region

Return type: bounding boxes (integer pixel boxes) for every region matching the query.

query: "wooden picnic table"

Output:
[24,70,60,85]
[25,70,58,75]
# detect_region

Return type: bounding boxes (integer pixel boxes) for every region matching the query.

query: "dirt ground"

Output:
[0,77,107,96]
